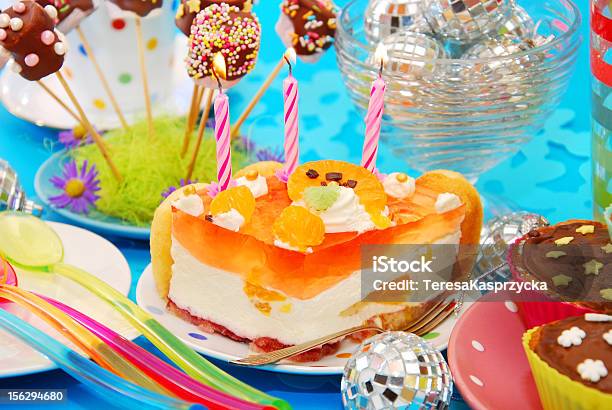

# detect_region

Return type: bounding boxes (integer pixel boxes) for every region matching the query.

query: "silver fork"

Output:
[230,298,456,367]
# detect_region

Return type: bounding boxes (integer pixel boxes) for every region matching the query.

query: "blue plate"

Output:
[34,152,151,240]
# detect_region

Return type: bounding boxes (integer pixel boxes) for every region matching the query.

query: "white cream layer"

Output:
[168,230,462,346]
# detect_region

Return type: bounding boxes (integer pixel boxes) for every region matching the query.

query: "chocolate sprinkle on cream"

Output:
[205,215,213,222]
[345,179,357,188]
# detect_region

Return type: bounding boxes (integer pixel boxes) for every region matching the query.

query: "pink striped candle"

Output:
[361,44,388,172]
[214,91,232,191]
[283,72,299,175]
[211,53,232,191]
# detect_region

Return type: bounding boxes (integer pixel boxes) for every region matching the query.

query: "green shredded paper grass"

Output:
[71,116,248,227]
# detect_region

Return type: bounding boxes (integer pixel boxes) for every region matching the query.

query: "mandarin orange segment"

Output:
[210,186,256,222]
[368,208,393,230]
[288,160,387,213]
[273,206,325,251]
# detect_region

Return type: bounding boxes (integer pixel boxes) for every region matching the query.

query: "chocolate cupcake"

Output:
[175,0,250,37]
[276,0,338,61]
[523,314,612,408]
[509,220,612,328]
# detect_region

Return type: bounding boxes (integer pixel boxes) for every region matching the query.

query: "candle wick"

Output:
[212,66,223,93]
[284,56,293,76]
[379,59,384,77]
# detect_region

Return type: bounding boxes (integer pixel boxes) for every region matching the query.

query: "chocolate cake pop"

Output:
[276,0,338,62]
[0,1,67,81]
[175,0,250,37]
[185,3,260,88]
[35,0,96,33]
[107,0,162,18]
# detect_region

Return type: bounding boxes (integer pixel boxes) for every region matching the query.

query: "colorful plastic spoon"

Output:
[0,212,289,410]
[0,255,17,290]
[0,309,203,410]
[1,255,268,409]
[0,285,172,396]
[39,294,273,410]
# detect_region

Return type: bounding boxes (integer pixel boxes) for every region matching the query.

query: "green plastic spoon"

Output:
[0,212,289,410]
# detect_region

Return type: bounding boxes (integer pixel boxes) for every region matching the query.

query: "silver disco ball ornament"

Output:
[364,0,431,43]
[0,159,43,216]
[475,212,549,284]
[423,0,512,42]
[462,36,541,76]
[341,332,453,409]
[497,4,534,40]
[371,31,446,78]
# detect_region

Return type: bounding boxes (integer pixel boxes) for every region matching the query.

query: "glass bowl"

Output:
[335,0,582,181]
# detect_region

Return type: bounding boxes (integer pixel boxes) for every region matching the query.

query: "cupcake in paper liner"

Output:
[522,314,612,409]
[508,219,612,329]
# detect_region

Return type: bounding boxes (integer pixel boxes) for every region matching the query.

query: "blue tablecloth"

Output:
[0,0,593,408]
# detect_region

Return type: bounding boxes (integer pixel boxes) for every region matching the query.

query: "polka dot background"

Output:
[58,1,177,117]
[118,73,132,85]
[112,19,126,30]
[147,38,158,51]
[93,99,106,110]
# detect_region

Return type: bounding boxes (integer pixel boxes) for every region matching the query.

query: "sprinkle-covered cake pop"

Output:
[0,1,66,81]
[175,0,250,37]
[108,0,162,18]
[276,0,338,62]
[185,3,260,87]
[35,0,96,33]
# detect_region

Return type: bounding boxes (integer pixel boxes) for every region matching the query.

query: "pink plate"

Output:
[448,293,542,410]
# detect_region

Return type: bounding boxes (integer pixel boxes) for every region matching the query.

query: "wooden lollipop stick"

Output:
[36,80,82,125]
[185,88,213,180]
[76,26,129,131]
[134,17,154,139]
[230,56,286,139]
[180,84,201,157]
[56,72,123,182]
[191,86,205,129]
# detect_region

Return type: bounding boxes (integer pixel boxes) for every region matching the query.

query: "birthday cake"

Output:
[151,160,483,361]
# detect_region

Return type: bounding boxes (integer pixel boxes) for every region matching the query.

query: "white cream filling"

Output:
[212,209,244,232]
[235,175,268,198]
[168,231,462,346]
[172,194,204,217]
[273,239,313,254]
